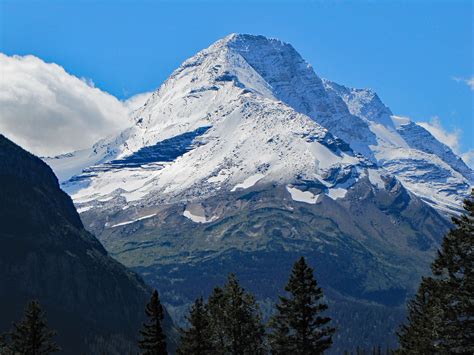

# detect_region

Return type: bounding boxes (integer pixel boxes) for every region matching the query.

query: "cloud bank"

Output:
[418,117,474,168]
[0,53,151,156]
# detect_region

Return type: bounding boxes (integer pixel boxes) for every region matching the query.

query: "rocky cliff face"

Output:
[0,134,176,354]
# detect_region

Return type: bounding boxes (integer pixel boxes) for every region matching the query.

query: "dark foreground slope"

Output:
[0,135,176,354]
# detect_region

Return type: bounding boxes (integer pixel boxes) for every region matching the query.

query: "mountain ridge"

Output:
[44,33,472,214]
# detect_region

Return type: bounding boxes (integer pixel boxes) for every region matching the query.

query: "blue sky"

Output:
[1,0,473,152]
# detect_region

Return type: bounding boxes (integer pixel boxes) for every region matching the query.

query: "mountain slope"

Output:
[0,134,176,354]
[323,80,472,212]
[41,34,471,350]
[80,175,449,351]
[46,34,472,213]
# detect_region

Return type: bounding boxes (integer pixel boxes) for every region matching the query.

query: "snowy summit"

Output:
[45,34,473,214]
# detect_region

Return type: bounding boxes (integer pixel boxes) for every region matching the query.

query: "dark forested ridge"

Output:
[0,134,176,354]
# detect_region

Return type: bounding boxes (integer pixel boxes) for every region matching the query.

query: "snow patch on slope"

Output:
[183,210,217,223]
[109,213,156,228]
[367,169,386,189]
[183,204,218,223]
[208,170,232,183]
[231,173,265,192]
[76,205,93,213]
[327,188,348,200]
[286,185,319,204]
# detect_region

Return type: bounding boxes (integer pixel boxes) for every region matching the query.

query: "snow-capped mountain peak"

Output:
[44,33,472,214]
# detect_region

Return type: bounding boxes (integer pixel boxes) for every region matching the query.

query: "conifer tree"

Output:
[397,278,444,352]
[0,333,10,354]
[207,273,266,354]
[0,333,6,347]
[138,290,167,355]
[207,286,227,355]
[177,297,214,355]
[398,190,474,353]
[9,300,60,354]
[343,346,393,354]
[269,257,335,354]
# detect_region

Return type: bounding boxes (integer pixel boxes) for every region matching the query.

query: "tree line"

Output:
[174,257,335,355]
[0,257,334,355]
[1,191,472,354]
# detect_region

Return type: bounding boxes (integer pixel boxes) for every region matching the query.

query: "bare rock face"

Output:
[0,134,176,354]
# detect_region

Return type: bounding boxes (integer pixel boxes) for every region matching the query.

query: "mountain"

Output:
[322,80,473,213]
[0,134,176,354]
[43,34,471,350]
[45,34,472,214]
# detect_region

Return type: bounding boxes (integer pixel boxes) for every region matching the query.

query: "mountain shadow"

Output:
[0,134,176,354]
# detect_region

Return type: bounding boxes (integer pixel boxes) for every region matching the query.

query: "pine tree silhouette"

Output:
[0,332,11,354]
[9,300,60,354]
[398,190,474,353]
[207,286,227,354]
[207,273,266,354]
[138,290,167,355]
[177,297,214,355]
[269,257,335,354]
[0,333,6,347]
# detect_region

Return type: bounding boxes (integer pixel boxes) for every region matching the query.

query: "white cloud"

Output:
[452,76,474,90]
[418,117,461,152]
[0,53,151,157]
[123,91,153,114]
[461,151,474,168]
[417,116,474,168]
